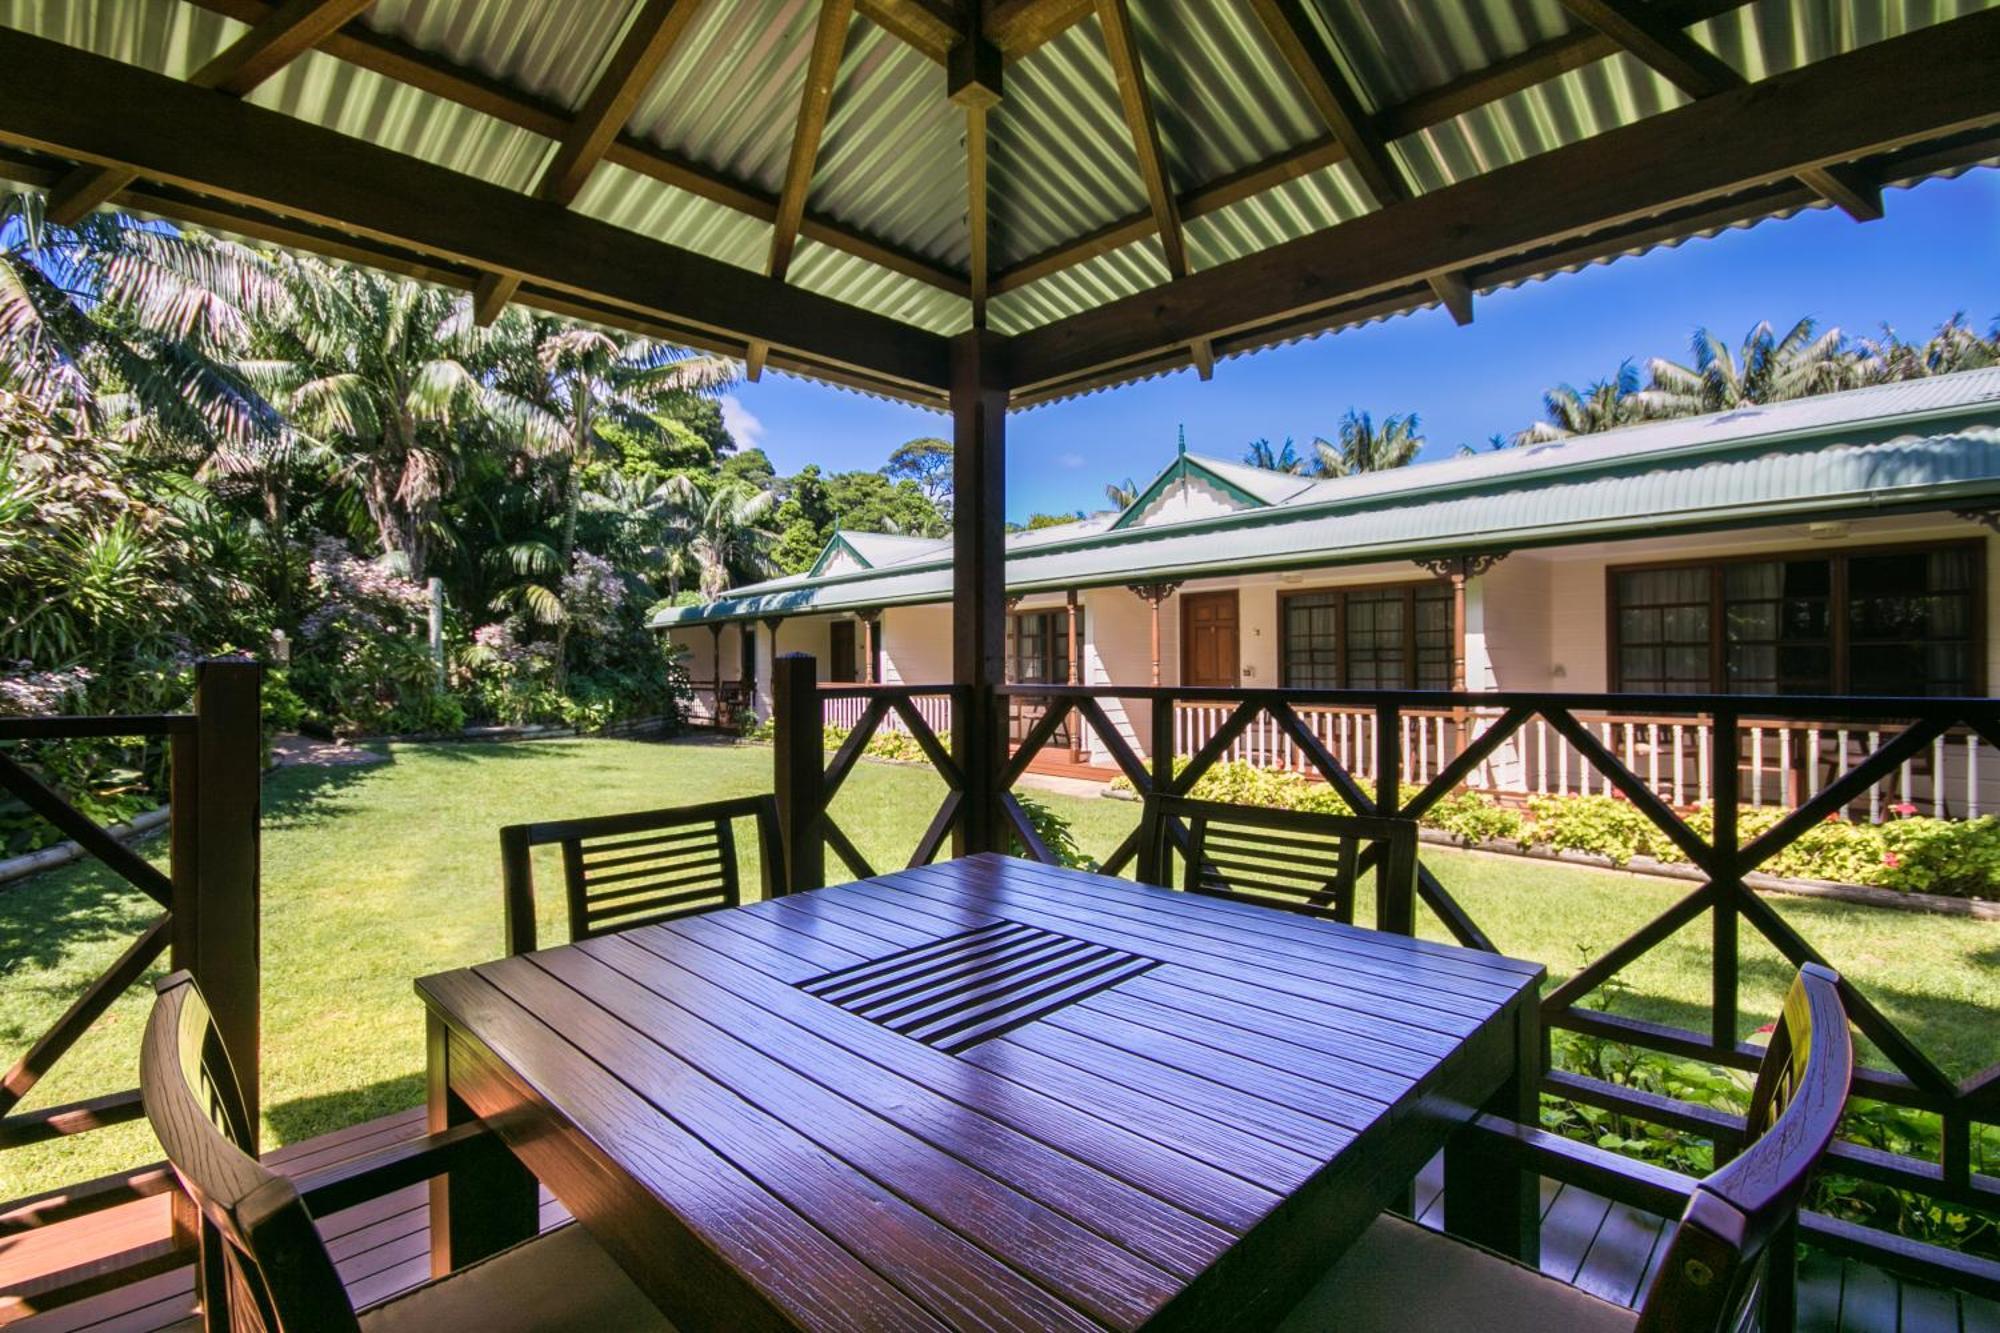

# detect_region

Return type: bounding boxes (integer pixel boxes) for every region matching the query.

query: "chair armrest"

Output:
[1471,1112,1699,1218]
[292,1120,492,1217]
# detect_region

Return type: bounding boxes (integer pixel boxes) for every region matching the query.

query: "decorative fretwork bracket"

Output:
[1952,507,2000,535]
[1415,551,1510,580]
[1126,581,1183,605]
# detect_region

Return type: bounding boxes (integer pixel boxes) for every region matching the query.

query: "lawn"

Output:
[3,736,1996,1202]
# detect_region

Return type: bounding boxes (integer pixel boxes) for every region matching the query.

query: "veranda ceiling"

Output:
[0,0,1995,404]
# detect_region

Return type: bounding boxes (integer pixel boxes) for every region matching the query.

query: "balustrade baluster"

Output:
[1968,732,1980,817]
[1698,722,1711,804]
[1751,726,1764,805]
[1869,730,1882,821]
[1933,733,1946,816]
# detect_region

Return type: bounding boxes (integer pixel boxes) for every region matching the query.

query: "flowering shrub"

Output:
[1524,794,1664,866]
[290,539,445,735]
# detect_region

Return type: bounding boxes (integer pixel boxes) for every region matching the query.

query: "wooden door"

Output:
[1181,591,1240,687]
[828,620,856,683]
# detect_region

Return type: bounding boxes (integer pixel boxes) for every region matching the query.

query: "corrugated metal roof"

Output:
[654,368,2000,624]
[3,0,1993,404]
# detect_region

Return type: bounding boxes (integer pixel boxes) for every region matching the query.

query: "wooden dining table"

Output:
[416,852,1546,1332]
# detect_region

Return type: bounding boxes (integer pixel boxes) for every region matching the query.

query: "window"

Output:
[1007,609,1079,685]
[1280,583,1454,690]
[1611,543,1981,696]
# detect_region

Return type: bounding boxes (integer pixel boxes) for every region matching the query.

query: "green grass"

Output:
[3,737,1996,1202]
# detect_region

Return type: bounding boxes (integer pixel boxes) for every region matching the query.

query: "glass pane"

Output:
[1724,561,1781,599]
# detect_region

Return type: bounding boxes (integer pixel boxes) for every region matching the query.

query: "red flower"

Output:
[1883,852,1902,868]
[1889,801,1918,818]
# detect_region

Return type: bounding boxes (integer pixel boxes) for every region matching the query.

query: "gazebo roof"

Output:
[0,1,1994,407]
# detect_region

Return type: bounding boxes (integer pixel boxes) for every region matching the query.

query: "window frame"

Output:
[1277,579,1456,691]
[1006,607,1079,686]
[1604,537,1987,696]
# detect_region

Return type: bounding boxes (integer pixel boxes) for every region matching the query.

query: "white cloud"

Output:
[720,394,766,450]
[1056,451,1087,469]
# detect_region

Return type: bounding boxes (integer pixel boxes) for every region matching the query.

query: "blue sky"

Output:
[721,170,2000,523]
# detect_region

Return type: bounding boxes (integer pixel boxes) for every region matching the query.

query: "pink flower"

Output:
[1889,801,1918,818]
[1883,852,1902,868]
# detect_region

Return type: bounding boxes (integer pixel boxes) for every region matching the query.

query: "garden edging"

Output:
[0,805,171,889]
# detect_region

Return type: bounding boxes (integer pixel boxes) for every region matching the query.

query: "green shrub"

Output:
[1424,789,1525,847]
[1011,793,1097,872]
[1878,816,2000,897]
[1524,794,1661,865]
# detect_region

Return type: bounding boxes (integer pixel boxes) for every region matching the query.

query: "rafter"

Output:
[1249,0,1473,322]
[1009,8,2000,392]
[0,27,948,394]
[770,0,856,282]
[856,0,963,61]
[1093,0,1184,279]
[47,0,373,224]
[949,10,1002,327]
[991,0,1756,299]
[986,0,1091,55]
[1558,0,1883,220]
[182,0,967,297]
[474,0,706,324]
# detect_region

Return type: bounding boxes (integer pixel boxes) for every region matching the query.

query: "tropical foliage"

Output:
[1242,410,1426,477]
[0,194,848,850]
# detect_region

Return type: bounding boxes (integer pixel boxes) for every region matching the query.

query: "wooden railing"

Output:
[1171,700,1997,816]
[767,656,2000,1301]
[0,659,262,1310]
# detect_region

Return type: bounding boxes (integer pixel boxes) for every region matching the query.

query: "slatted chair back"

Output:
[141,971,362,1333]
[1140,794,1419,928]
[500,794,783,954]
[1635,962,1852,1332]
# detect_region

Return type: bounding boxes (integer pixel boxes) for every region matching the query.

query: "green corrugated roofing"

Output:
[4,0,1992,394]
[652,367,2000,627]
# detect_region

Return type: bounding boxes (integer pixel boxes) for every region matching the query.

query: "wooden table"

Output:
[417,852,1545,1332]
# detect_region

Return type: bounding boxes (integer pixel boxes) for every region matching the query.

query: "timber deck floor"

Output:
[7,1115,1993,1332]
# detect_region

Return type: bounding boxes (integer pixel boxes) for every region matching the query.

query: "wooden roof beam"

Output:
[859,0,1086,62]
[477,0,706,325]
[47,0,373,223]
[856,0,963,61]
[1249,0,1473,322]
[770,0,856,282]
[0,27,948,394]
[1008,8,2000,390]
[986,0,1091,56]
[180,0,967,298]
[992,1,1758,299]
[1558,0,1882,220]
[950,14,1002,327]
[1094,0,1185,280]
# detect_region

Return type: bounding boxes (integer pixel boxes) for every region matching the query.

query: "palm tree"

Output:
[1243,437,1304,473]
[1104,477,1139,509]
[488,316,733,576]
[580,470,703,599]
[1311,410,1423,476]
[1519,361,1653,442]
[1857,313,2000,381]
[691,479,778,599]
[1643,317,1863,417]
[0,191,280,449]
[245,255,509,579]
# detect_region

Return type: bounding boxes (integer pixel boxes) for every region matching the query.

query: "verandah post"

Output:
[951,329,1008,855]
[772,653,824,893]
[1374,702,1412,934]
[1710,708,1741,1054]
[170,656,263,1144]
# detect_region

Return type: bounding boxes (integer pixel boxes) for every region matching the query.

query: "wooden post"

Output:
[1710,708,1740,1053]
[952,329,1007,854]
[1373,702,1412,934]
[707,622,725,726]
[170,657,263,1145]
[1066,589,1083,760]
[772,652,824,892]
[861,612,878,685]
[1127,583,1179,688]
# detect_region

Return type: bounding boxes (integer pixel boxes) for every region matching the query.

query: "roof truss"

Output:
[46,0,374,224]
[1094,0,1185,280]
[770,0,856,282]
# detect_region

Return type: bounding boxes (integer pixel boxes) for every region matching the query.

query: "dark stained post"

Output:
[1066,589,1083,759]
[772,652,824,892]
[707,622,725,726]
[1373,701,1412,934]
[170,657,263,1144]
[952,328,1008,854]
[1710,708,1740,1053]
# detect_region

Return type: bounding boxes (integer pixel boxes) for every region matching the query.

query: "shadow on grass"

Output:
[266,1071,426,1147]
[262,747,395,831]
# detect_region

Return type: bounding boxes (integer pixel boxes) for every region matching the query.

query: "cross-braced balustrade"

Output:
[0,660,261,1308]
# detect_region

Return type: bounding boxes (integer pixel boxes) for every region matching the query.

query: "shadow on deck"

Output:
[4,1114,1989,1331]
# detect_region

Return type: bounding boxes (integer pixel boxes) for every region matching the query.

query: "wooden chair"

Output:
[499,794,782,955]
[1281,962,1854,1332]
[1139,793,1420,929]
[139,971,673,1332]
